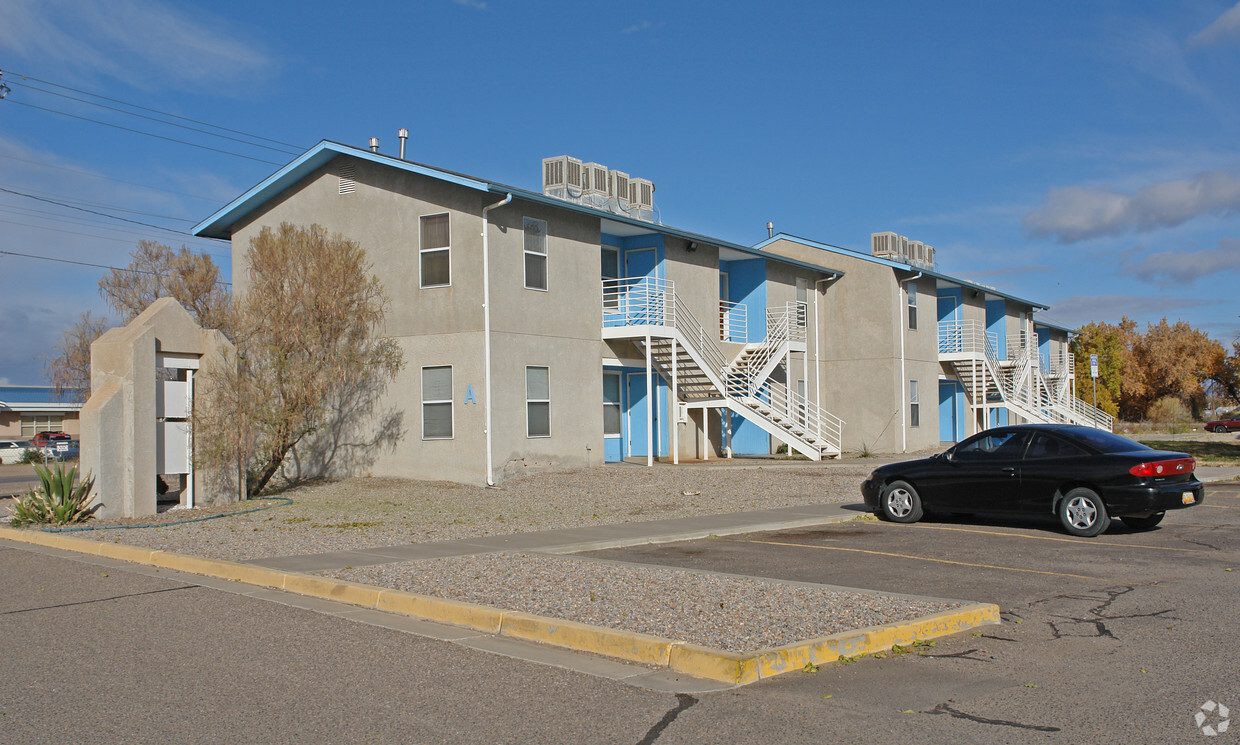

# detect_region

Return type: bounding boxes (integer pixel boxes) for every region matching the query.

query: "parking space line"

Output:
[899,524,1210,553]
[743,539,1097,580]
[1200,505,1238,510]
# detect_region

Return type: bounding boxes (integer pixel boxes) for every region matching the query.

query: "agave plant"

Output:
[8,463,100,527]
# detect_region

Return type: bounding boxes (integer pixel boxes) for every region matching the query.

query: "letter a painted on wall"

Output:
[464,385,476,404]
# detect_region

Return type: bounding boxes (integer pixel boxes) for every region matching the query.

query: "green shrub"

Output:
[19,447,45,465]
[8,463,99,527]
[1148,396,1191,434]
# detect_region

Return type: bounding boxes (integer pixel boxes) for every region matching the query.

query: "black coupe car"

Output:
[861,424,1204,536]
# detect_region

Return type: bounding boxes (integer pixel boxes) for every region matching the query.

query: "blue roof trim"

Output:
[755,233,1051,311]
[1032,316,1077,334]
[192,141,491,239]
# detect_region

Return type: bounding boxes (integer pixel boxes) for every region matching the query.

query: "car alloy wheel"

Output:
[1065,496,1096,528]
[880,480,923,523]
[1058,487,1110,537]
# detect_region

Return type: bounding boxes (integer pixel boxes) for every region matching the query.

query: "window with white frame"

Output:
[419,213,451,288]
[909,380,920,427]
[421,365,453,439]
[603,372,622,437]
[524,217,548,291]
[907,284,918,330]
[20,415,63,437]
[526,366,550,437]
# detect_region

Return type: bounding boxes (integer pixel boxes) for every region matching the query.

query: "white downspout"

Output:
[482,193,512,486]
[812,275,835,415]
[897,271,922,453]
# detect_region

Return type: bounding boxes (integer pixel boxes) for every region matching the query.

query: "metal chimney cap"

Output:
[398,128,409,138]
[368,137,380,152]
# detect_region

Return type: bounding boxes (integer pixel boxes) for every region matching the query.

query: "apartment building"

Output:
[194,140,1106,485]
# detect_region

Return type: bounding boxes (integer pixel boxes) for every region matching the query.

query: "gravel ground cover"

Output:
[12,461,874,561]
[327,552,962,653]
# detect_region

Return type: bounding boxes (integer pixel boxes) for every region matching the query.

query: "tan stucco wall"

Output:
[229,156,610,484]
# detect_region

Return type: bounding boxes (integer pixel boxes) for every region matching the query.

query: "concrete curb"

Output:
[0,525,999,685]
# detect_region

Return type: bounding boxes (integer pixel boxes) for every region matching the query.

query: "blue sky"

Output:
[2,0,1239,384]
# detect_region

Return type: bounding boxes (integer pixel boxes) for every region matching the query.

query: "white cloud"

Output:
[1191,2,1240,47]
[622,21,665,34]
[1024,170,1240,242]
[453,0,488,9]
[0,0,276,92]
[1043,294,1220,328]
[1123,238,1240,286]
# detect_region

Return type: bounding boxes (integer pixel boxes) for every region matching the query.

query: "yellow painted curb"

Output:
[376,589,504,634]
[500,611,673,667]
[284,574,380,607]
[0,525,1001,687]
[668,643,760,685]
[755,602,1001,680]
[95,541,161,564]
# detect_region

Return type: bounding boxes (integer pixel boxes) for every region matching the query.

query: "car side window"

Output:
[1026,434,1088,460]
[954,431,1028,460]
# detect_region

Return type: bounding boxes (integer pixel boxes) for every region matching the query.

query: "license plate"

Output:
[1182,491,1196,504]
[56,443,68,452]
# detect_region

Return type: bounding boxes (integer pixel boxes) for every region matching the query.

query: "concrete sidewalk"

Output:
[246,502,864,572]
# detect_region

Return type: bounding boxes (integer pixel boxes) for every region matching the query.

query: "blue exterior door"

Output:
[625,248,656,280]
[939,381,965,442]
[626,372,662,458]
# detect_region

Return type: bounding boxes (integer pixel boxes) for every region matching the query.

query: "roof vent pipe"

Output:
[368,137,380,153]
[398,129,408,159]
[767,221,774,239]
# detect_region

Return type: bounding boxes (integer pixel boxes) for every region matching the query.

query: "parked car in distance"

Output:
[1205,414,1240,433]
[861,424,1204,537]
[0,439,33,465]
[29,432,73,447]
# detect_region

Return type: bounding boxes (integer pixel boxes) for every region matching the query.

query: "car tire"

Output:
[1214,425,1228,433]
[1058,488,1110,537]
[880,480,923,524]
[1120,512,1165,531]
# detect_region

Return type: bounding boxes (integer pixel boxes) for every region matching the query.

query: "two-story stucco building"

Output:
[193,140,1107,485]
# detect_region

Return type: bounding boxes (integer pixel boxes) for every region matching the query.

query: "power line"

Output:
[0,183,195,222]
[0,205,222,252]
[10,80,300,156]
[0,69,302,150]
[0,217,229,259]
[0,152,223,203]
[0,186,199,233]
[2,99,285,166]
[0,249,231,286]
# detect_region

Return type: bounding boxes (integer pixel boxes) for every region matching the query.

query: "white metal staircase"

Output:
[938,320,1113,430]
[603,278,843,459]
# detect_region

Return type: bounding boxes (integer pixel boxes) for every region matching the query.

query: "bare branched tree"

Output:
[46,312,112,402]
[44,242,231,397]
[98,240,232,334]
[195,223,404,497]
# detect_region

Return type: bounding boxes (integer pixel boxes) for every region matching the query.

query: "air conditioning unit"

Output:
[582,162,610,196]
[871,232,905,260]
[630,178,654,209]
[609,169,630,207]
[542,155,583,194]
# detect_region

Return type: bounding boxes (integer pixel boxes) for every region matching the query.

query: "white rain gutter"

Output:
[813,275,837,418]
[898,271,922,453]
[482,192,512,486]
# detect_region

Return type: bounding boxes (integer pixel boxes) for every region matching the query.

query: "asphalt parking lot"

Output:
[583,482,1240,741]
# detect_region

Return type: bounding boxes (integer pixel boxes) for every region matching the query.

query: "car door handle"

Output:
[1003,467,1016,474]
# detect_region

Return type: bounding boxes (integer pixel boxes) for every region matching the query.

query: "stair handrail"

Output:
[747,378,845,455]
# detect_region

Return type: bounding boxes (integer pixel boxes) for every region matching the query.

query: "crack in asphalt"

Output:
[635,693,698,745]
[928,703,1061,732]
[1,584,197,615]
[1032,585,1178,641]
[917,647,991,662]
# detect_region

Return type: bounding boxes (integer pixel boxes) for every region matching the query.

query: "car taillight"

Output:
[1129,458,1195,477]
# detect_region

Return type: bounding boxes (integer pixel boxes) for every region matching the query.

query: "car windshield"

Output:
[1065,428,1150,454]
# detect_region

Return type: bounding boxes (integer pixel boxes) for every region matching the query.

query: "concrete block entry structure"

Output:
[80,299,239,518]
[192,139,1110,486]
